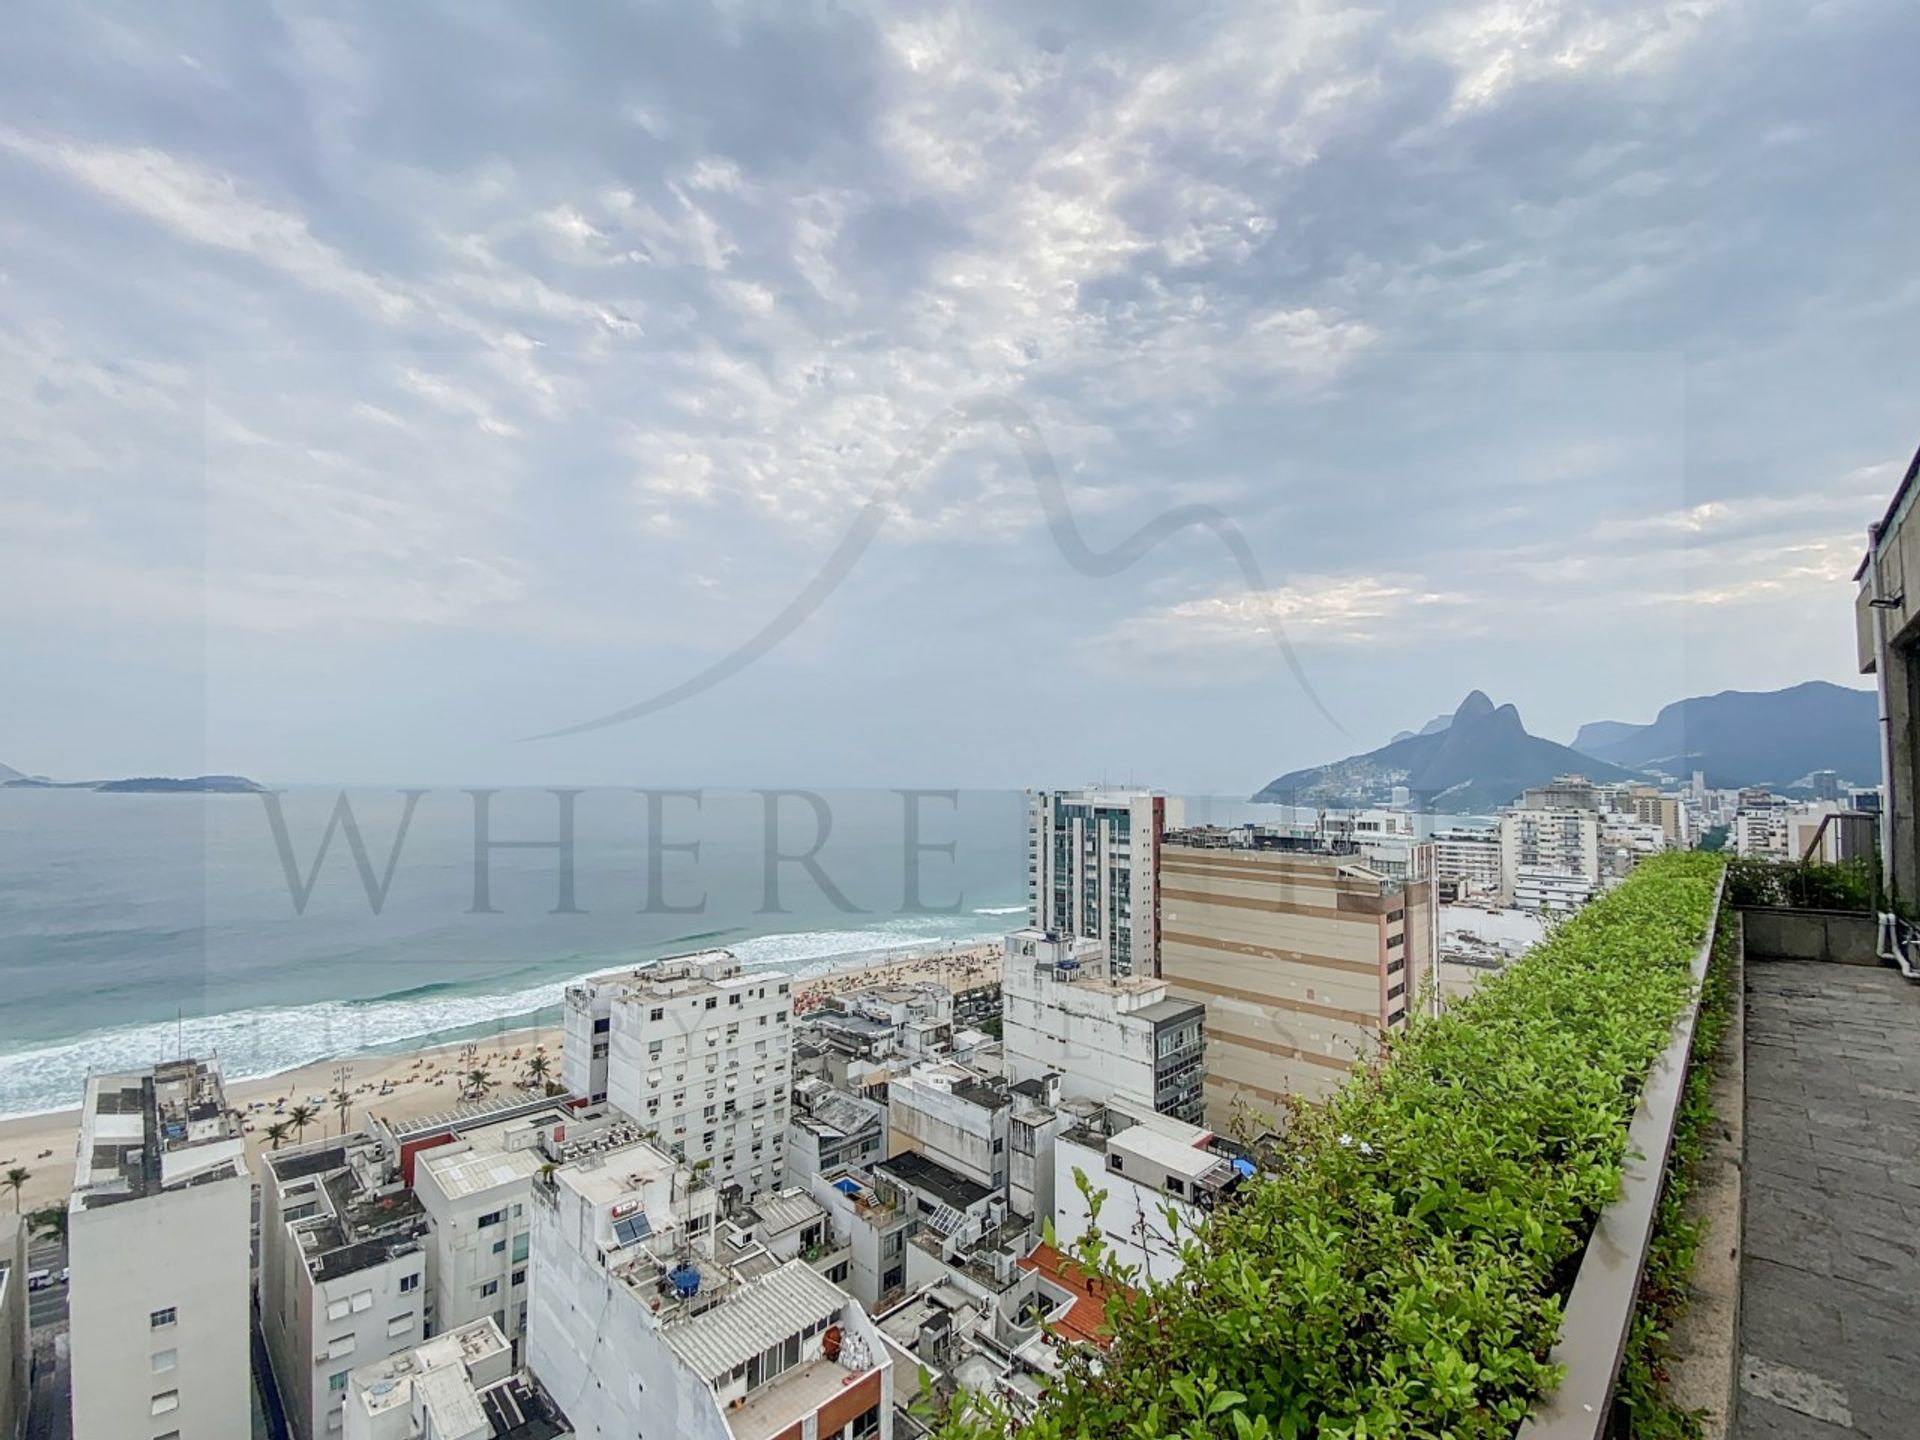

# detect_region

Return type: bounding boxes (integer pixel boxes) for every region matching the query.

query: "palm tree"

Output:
[2,1167,28,1213]
[465,1067,493,1098]
[288,1104,318,1143]
[525,1053,552,1089]
[264,1121,293,1151]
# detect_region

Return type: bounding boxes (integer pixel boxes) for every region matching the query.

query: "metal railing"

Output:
[1516,870,1725,1440]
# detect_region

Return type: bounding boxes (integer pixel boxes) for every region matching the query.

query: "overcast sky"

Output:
[2,1,1912,793]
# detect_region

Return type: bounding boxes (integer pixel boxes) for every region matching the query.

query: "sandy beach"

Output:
[0,940,1004,1215]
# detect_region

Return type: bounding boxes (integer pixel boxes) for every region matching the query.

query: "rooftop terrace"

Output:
[1730,957,1919,1438]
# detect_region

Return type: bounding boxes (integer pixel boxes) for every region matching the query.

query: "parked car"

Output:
[26,1269,51,1291]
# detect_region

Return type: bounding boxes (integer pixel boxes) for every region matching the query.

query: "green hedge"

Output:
[1723,854,1875,912]
[941,851,1726,1440]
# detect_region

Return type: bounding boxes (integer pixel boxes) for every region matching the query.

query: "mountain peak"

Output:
[1452,690,1496,723]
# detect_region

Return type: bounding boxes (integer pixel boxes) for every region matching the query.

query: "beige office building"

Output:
[1157,834,1434,1126]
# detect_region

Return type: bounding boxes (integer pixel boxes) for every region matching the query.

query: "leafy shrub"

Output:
[938,852,1726,1440]
[1724,855,1875,912]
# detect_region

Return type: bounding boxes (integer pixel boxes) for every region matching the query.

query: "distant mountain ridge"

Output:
[0,760,21,784]
[2,772,264,793]
[1253,691,1638,813]
[1571,681,1876,789]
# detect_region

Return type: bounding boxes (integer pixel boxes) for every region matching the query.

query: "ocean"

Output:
[0,786,1049,1118]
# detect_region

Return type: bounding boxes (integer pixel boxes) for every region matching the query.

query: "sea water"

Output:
[0,786,1032,1116]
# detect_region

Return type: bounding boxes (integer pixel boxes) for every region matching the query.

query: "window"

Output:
[479,1209,504,1228]
[328,1333,356,1359]
[594,1016,611,1033]
[151,1349,177,1373]
[387,1314,414,1338]
[730,993,741,1005]
[149,1307,177,1329]
[513,1268,527,1287]
[492,1239,507,1255]
[1388,983,1406,1001]
[329,1370,351,1394]
[992,1137,1004,1153]
[512,1232,530,1263]
[705,996,718,1010]
[151,1391,180,1416]
[399,1273,421,1294]
[650,1007,665,1021]
[481,1280,500,1298]
[351,1289,374,1312]
[156,1432,181,1440]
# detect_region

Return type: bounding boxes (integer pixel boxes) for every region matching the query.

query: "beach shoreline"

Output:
[0,938,1004,1215]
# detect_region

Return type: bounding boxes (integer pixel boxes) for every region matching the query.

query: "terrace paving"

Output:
[1734,960,1920,1440]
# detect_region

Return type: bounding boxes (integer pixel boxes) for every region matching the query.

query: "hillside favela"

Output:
[1,6,1916,1440]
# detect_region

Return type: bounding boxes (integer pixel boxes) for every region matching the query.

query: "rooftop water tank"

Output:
[669,1265,701,1299]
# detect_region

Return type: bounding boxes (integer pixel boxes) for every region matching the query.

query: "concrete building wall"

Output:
[0,1217,27,1440]
[1158,845,1428,1125]
[1027,788,1183,977]
[415,1154,535,1360]
[886,1074,1006,1192]
[70,1171,251,1440]
[1052,1134,1198,1285]
[1857,451,1920,907]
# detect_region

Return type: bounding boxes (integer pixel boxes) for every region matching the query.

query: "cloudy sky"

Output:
[2,0,1913,793]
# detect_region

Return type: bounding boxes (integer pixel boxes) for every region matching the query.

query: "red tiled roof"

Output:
[1016,1242,1124,1349]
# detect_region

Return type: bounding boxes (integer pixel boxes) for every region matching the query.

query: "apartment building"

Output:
[806,1167,919,1311]
[999,928,1206,1124]
[342,1316,563,1440]
[261,1134,431,1440]
[0,1216,26,1440]
[1432,828,1502,898]
[785,1079,887,1189]
[1027,787,1184,977]
[887,1063,1010,1193]
[1052,1101,1248,1284]
[1158,832,1435,1123]
[412,1104,577,1364]
[564,950,793,1194]
[68,1058,250,1440]
[1499,808,1601,911]
[528,1136,892,1440]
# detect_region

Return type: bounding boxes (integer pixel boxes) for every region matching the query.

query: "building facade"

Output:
[566,950,793,1195]
[528,1136,892,1440]
[1027,788,1184,977]
[68,1059,250,1440]
[999,929,1206,1124]
[261,1134,431,1440]
[1499,808,1601,910]
[1157,835,1435,1123]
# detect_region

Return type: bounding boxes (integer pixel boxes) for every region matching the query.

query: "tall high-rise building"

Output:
[563,950,793,1195]
[1026,787,1185,977]
[1157,832,1435,1125]
[69,1059,251,1440]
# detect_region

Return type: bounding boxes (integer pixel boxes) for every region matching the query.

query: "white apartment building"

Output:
[1028,787,1184,977]
[1510,870,1596,913]
[999,929,1206,1125]
[887,1063,1011,1194]
[1433,828,1502,896]
[261,1134,431,1440]
[1052,1101,1247,1286]
[0,1215,23,1440]
[785,1079,887,1190]
[413,1104,577,1364]
[343,1317,561,1440]
[563,950,793,1194]
[68,1058,250,1440]
[1499,809,1601,911]
[528,1136,893,1440]
[1733,801,1790,858]
[807,1168,920,1311]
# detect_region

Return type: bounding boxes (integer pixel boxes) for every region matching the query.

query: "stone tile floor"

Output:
[1734,960,1920,1439]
